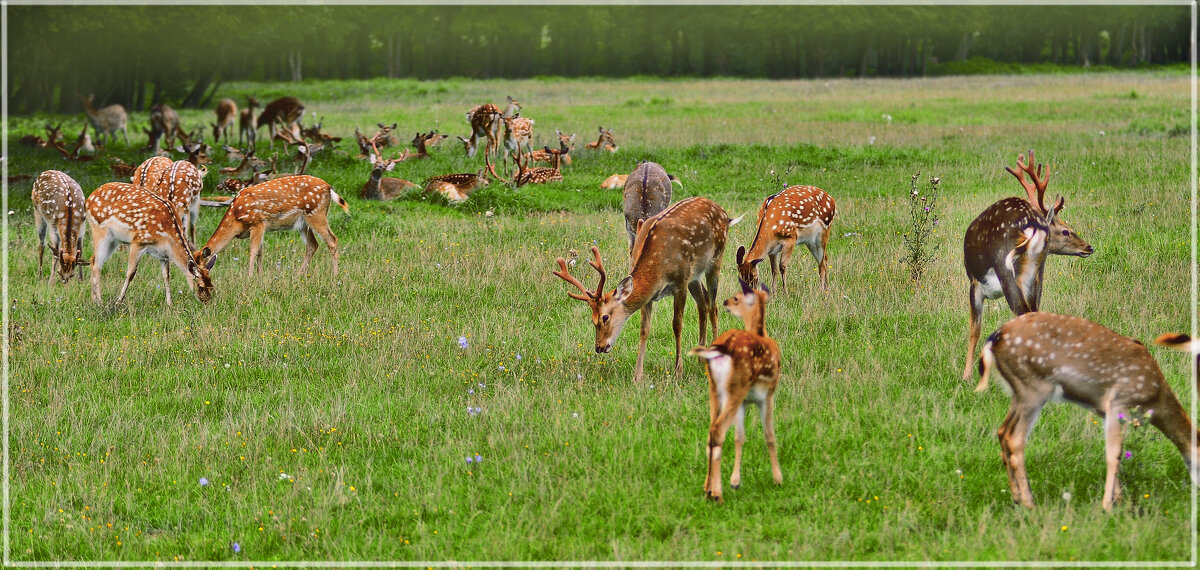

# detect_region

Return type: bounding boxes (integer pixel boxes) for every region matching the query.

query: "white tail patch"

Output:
[975,342,996,393]
[330,190,350,214]
[729,214,745,227]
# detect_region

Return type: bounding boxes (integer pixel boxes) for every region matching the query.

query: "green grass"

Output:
[6,72,1195,563]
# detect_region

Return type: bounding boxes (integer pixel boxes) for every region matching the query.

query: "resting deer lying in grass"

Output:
[496,147,565,188]
[32,170,87,284]
[80,94,128,146]
[194,175,348,277]
[690,280,782,503]
[363,144,420,200]
[463,96,521,157]
[424,155,494,205]
[976,312,1200,510]
[86,180,216,306]
[961,150,1093,380]
[622,161,675,250]
[553,197,735,382]
[132,157,207,246]
[585,126,618,152]
[736,185,837,293]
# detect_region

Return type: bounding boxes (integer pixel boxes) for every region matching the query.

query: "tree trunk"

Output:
[289,48,303,82]
[955,31,971,61]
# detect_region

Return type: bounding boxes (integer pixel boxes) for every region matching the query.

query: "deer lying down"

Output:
[976,312,1200,510]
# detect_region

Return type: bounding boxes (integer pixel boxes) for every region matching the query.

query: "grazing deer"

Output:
[464,95,521,158]
[585,126,618,152]
[256,96,305,148]
[690,280,783,503]
[975,312,1200,510]
[1155,333,1200,392]
[211,98,238,143]
[85,181,216,306]
[239,96,259,147]
[194,175,348,277]
[622,161,674,249]
[145,103,182,151]
[735,185,837,293]
[131,157,207,246]
[363,145,420,200]
[552,197,735,383]
[32,170,87,284]
[80,94,128,146]
[961,150,1094,380]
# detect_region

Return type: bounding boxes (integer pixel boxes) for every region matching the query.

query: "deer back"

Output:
[628,197,730,296]
[86,182,189,247]
[224,175,335,228]
[32,170,86,262]
[258,96,305,127]
[623,162,673,232]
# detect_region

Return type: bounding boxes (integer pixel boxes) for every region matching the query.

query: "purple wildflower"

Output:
[474,454,483,463]
[466,456,473,464]
[458,336,469,349]
[232,542,241,553]
[199,477,209,487]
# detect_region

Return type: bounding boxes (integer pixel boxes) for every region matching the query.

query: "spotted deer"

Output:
[363,145,420,201]
[690,280,783,503]
[80,94,128,146]
[530,134,574,167]
[194,175,347,277]
[131,157,207,246]
[622,161,674,250]
[239,96,259,147]
[256,96,306,148]
[211,98,238,143]
[735,185,837,293]
[32,170,87,284]
[424,155,493,204]
[553,197,735,383]
[498,147,565,188]
[464,96,521,157]
[961,150,1094,380]
[585,126,618,152]
[501,114,534,157]
[975,312,1200,510]
[86,181,216,306]
[144,103,182,151]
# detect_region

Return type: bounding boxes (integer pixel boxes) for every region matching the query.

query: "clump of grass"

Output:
[900,171,941,283]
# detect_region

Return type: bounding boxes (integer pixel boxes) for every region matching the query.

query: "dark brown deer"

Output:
[211,98,238,143]
[552,197,735,383]
[257,96,305,148]
[976,312,1200,510]
[239,96,259,147]
[32,170,87,284]
[735,185,837,292]
[961,150,1093,380]
[622,161,674,250]
[144,103,182,151]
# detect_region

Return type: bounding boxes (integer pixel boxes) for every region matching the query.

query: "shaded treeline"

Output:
[6,4,1190,114]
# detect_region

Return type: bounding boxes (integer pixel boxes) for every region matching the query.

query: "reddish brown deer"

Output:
[464,96,521,157]
[690,280,783,503]
[80,94,128,146]
[212,98,238,143]
[256,96,305,148]
[144,103,182,151]
[239,96,259,147]
[496,147,565,188]
[622,161,674,249]
[501,114,534,158]
[409,132,432,160]
[85,181,216,306]
[423,156,492,203]
[194,175,348,277]
[585,126,618,152]
[1155,333,1200,392]
[131,157,207,245]
[961,150,1094,379]
[363,145,420,200]
[553,197,734,383]
[976,312,1200,510]
[600,174,628,190]
[735,185,837,293]
[32,170,87,284]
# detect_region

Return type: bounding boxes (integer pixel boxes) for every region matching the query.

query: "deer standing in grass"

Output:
[80,94,128,146]
[86,180,216,306]
[622,161,676,250]
[463,96,520,158]
[553,197,734,383]
[257,96,305,149]
[690,280,782,503]
[144,103,182,151]
[212,98,238,143]
[961,150,1093,380]
[239,96,259,147]
[194,175,348,277]
[32,170,87,284]
[976,312,1200,510]
[132,157,207,246]
[501,115,534,165]
[736,185,836,293]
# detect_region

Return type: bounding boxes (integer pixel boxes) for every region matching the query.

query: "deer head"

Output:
[1006,150,1091,257]
[554,246,634,353]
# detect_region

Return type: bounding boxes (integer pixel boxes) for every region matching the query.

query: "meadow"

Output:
[5,70,1196,563]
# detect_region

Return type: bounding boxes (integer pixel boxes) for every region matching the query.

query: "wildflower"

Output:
[1060,526,1068,532]
[278,472,290,481]
[468,389,474,395]
[466,456,473,464]
[931,177,940,185]
[498,365,505,371]
[576,374,582,380]
[198,477,209,487]
[479,383,485,389]
[1062,491,1071,501]
[485,210,495,218]
[573,412,579,418]
[232,542,241,553]
[1124,451,1132,459]
[474,454,482,463]
[457,337,469,349]
[516,354,522,361]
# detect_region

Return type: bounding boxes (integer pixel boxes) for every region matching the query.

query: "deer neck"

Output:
[201,207,245,259]
[742,303,766,337]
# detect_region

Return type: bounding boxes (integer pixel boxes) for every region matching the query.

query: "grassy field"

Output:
[5,71,1195,563]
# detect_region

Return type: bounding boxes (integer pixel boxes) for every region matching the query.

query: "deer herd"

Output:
[21,91,1198,512]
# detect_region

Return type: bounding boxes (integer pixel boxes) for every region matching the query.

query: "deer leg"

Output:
[633,302,653,383]
[963,280,985,381]
[114,243,145,305]
[77,237,85,281]
[672,289,687,379]
[247,224,267,276]
[707,390,748,503]
[998,268,1033,315]
[1101,408,1126,511]
[298,227,319,276]
[36,221,47,280]
[307,217,340,277]
[689,281,709,347]
[730,404,747,490]
[160,259,173,307]
[779,241,797,293]
[996,406,1021,499]
[1005,396,1047,509]
[768,251,780,292]
[706,267,720,342]
[90,230,117,305]
[809,231,830,292]
[763,393,783,485]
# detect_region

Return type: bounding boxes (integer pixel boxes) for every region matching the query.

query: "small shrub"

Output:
[900,172,942,283]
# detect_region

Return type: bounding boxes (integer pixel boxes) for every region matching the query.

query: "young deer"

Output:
[622,161,674,249]
[409,132,432,160]
[132,157,207,245]
[464,96,521,157]
[500,147,565,188]
[362,146,420,200]
[690,280,782,503]
[501,114,534,158]
[32,170,87,284]
[585,126,618,152]
[239,96,259,147]
[86,181,216,306]
[961,150,1094,379]
[145,103,182,151]
[80,94,128,146]
[735,185,837,293]
[423,157,492,203]
[976,312,1200,510]
[194,175,348,277]
[600,174,628,190]
[553,197,734,383]
[212,98,238,143]
[257,96,306,148]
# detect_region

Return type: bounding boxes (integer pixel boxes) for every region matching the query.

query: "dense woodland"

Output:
[6,4,1191,114]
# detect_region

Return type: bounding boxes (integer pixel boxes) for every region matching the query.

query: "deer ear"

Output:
[613,276,635,302]
[635,219,645,234]
[739,277,752,294]
[1052,195,1065,212]
[751,258,764,268]
[205,253,218,270]
[385,162,396,172]
[1044,200,1060,224]
[736,245,746,265]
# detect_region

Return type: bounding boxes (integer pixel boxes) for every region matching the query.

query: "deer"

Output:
[131,157,207,246]
[735,185,837,293]
[501,114,534,165]
[409,132,432,160]
[32,170,87,284]
[362,144,420,200]
[423,152,493,201]
[421,130,449,148]
[211,98,238,143]
[600,174,627,190]
[86,180,216,306]
[689,279,783,503]
[1155,333,1200,392]
[622,161,675,250]
[552,197,736,383]
[495,147,565,188]
[585,126,618,152]
[174,141,213,168]
[70,124,95,158]
[256,96,306,149]
[219,148,266,178]
[80,94,128,146]
[975,312,1200,510]
[239,96,259,147]
[961,149,1094,380]
[464,95,521,158]
[144,103,182,151]
[193,175,348,277]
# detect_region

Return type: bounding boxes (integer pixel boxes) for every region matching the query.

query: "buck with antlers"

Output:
[497,146,565,188]
[194,175,348,277]
[211,98,238,143]
[257,96,305,148]
[553,197,735,383]
[976,312,1200,510]
[622,161,678,250]
[131,156,207,246]
[32,170,87,284]
[961,150,1094,379]
[363,144,419,200]
[239,96,259,147]
[585,126,618,152]
[689,280,783,503]
[80,94,128,146]
[463,96,521,158]
[86,179,216,306]
[736,185,837,293]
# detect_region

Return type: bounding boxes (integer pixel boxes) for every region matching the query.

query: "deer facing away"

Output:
[622,161,674,249]
[212,98,238,143]
[32,170,87,284]
[736,185,837,293]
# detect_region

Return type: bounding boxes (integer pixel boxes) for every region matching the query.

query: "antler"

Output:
[484,151,507,182]
[553,246,606,301]
[1005,149,1050,212]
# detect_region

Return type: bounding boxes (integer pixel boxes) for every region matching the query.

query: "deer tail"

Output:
[330,190,350,214]
[728,214,746,227]
[975,331,1000,393]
